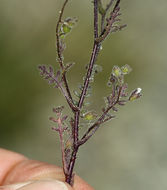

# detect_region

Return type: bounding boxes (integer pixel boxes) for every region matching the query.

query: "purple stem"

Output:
[56,0,75,110]
[65,0,100,185]
[78,86,122,146]
[101,0,115,32]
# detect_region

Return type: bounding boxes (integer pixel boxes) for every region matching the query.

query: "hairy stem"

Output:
[58,120,68,174]
[78,0,99,109]
[61,0,123,186]
[65,146,79,185]
[56,0,68,69]
[78,43,100,109]
[56,0,75,110]
[78,86,122,146]
[101,0,114,32]
[65,0,100,185]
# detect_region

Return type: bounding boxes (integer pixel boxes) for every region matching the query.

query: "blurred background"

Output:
[0,0,167,189]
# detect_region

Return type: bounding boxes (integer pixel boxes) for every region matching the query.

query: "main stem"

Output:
[65,43,100,185]
[65,0,99,185]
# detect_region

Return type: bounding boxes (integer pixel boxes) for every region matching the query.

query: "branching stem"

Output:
[39,0,141,187]
[78,86,122,146]
[65,0,100,185]
[54,0,125,186]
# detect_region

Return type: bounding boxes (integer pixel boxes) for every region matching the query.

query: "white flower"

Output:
[136,88,142,94]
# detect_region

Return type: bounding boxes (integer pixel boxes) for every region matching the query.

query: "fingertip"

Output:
[18,180,73,190]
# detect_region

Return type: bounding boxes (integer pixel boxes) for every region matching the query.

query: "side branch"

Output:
[56,0,69,69]
[100,0,115,32]
[56,0,75,110]
[78,105,114,146]
[78,87,122,146]
[38,65,78,111]
[98,0,123,43]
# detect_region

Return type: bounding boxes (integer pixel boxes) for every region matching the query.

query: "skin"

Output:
[0,148,94,190]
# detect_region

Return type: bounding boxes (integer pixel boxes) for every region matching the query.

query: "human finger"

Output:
[0,148,94,190]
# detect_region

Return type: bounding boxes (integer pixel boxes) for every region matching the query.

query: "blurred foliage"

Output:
[0,0,167,190]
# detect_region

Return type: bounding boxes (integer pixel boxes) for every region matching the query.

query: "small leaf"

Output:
[60,17,78,38]
[120,83,128,97]
[52,127,59,132]
[62,115,68,122]
[83,111,98,121]
[104,97,109,107]
[118,100,127,106]
[108,73,117,87]
[93,64,103,73]
[53,106,64,113]
[62,24,71,33]
[60,34,65,39]
[73,90,80,98]
[112,107,118,112]
[49,117,57,122]
[55,70,61,79]
[49,66,54,74]
[121,64,132,75]
[112,65,122,78]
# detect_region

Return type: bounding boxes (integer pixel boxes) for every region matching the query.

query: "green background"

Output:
[0,0,167,189]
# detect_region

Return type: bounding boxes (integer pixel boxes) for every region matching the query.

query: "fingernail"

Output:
[18,179,69,190]
[0,181,33,190]
[0,180,68,190]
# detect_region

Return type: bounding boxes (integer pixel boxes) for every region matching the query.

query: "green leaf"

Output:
[112,65,122,78]
[60,34,65,39]
[59,17,78,38]
[121,64,132,75]
[62,24,71,34]
[83,111,98,121]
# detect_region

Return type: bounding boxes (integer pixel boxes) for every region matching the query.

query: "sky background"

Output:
[0,0,167,189]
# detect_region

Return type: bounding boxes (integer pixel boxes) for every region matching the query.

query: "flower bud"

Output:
[129,88,142,101]
[112,65,122,78]
[121,64,132,75]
